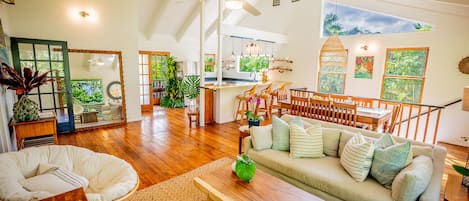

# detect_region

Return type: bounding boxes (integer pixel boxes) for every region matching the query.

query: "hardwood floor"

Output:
[59,107,468,198]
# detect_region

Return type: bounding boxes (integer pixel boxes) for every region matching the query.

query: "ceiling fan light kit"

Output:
[225,0,243,10]
[273,0,300,7]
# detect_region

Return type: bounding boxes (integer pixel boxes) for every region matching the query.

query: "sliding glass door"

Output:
[10,38,74,132]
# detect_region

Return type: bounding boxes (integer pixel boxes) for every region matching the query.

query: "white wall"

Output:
[69,53,120,102]
[238,0,469,146]
[5,0,141,122]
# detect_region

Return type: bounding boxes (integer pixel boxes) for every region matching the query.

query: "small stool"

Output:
[187,110,200,128]
[238,125,250,154]
[235,85,258,124]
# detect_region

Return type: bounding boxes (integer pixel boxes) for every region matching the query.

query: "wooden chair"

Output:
[329,94,350,103]
[331,102,357,127]
[290,88,309,98]
[387,103,402,133]
[235,85,258,123]
[311,92,329,101]
[290,96,309,117]
[351,97,374,108]
[258,84,273,120]
[269,82,289,116]
[309,99,333,122]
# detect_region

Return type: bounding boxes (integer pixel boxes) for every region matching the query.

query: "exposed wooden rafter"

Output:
[144,0,171,40]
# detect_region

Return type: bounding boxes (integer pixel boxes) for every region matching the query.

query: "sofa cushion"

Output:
[250,125,273,151]
[289,124,324,158]
[272,116,290,151]
[340,134,375,182]
[248,149,392,201]
[371,139,411,188]
[322,128,341,157]
[392,155,433,201]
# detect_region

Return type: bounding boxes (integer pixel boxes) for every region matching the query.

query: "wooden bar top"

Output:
[201,81,291,90]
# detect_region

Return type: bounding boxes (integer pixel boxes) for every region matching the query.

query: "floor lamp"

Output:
[463,86,469,187]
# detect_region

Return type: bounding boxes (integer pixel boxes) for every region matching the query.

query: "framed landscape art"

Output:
[354,56,374,79]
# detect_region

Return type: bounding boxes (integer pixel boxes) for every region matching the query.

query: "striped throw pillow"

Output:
[340,133,375,182]
[289,124,325,158]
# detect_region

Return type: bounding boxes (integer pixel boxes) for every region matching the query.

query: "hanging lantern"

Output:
[319,35,347,68]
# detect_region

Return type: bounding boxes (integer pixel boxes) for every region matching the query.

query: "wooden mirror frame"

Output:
[68,48,127,130]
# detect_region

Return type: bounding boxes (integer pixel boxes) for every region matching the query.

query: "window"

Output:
[322,1,433,37]
[204,54,215,72]
[239,56,270,73]
[381,48,429,103]
[318,66,346,95]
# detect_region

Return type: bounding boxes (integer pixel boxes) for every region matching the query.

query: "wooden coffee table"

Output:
[193,163,323,201]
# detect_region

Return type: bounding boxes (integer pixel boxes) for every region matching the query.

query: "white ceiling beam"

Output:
[144,0,171,40]
[204,9,232,41]
[175,2,202,42]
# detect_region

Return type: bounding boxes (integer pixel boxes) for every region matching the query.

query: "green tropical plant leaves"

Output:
[182,75,200,100]
[160,56,185,108]
[453,165,469,176]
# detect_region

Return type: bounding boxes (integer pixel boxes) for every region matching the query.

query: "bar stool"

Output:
[235,85,258,124]
[187,108,200,128]
[258,83,273,120]
[270,82,289,116]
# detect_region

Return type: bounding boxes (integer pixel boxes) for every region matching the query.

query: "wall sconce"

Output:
[79,11,90,18]
[360,45,369,51]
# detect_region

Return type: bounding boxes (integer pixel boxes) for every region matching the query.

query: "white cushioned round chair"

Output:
[0,145,139,201]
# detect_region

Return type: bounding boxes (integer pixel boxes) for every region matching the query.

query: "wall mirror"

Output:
[68,49,126,130]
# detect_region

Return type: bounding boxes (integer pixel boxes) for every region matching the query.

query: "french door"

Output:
[138,51,170,111]
[10,38,74,132]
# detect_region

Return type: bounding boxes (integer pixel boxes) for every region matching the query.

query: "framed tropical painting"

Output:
[354,56,374,79]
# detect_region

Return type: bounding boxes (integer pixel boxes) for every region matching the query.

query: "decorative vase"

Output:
[235,154,256,183]
[13,95,39,122]
[248,119,260,128]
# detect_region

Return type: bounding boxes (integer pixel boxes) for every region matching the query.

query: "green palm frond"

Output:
[182,75,200,100]
[452,165,469,176]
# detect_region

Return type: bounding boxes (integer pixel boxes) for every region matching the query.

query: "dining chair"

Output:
[234,85,258,123]
[387,103,402,134]
[290,88,309,98]
[309,99,333,122]
[331,102,358,127]
[329,94,350,103]
[290,96,309,117]
[351,97,374,108]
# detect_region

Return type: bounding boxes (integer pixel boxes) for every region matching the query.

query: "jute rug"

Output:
[125,157,233,201]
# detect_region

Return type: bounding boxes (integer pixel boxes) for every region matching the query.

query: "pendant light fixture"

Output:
[319,1,346,68]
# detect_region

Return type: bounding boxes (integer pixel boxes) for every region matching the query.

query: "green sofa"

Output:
[244,114,447,201]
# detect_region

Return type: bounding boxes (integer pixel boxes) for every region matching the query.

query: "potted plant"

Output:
[160,57,185,108]
[182,75,200,111]
[0,63,52,122]
[245,96,263,127]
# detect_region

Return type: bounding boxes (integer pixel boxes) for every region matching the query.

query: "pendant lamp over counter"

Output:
[319,35,347,68]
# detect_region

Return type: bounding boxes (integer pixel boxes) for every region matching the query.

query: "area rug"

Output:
[125,157,233,201]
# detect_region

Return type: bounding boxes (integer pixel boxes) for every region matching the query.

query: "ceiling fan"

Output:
[225,0,261,16]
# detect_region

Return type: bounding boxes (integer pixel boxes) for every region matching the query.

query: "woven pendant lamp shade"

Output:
[320,35,347,68]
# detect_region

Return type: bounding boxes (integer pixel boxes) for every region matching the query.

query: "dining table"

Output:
[277,99,392,131]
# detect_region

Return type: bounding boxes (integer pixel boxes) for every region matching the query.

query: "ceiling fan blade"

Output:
[242,1,261,16]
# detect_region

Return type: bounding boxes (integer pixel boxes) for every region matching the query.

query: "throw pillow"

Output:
[340,133,374,182]
[272,116,290,151]
[322,128,341,157]
[338,130,355,157]
[375,134,413,165]
[371,140,411,188]
[289,124,325,158]
[250,125,273,151]
[392,156,433,201]
[20,164,89,195]
[289,116,304,128]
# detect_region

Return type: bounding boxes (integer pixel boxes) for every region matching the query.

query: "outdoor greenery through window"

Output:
[318,66,346,94]
[239,56,270,73]
[381,48,429,103]
[204,54,215,72]
[70,79,104,105]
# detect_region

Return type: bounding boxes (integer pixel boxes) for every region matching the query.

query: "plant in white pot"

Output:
[182,75,200,111]
[0,63,52,122]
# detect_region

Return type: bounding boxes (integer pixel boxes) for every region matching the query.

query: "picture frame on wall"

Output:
[354,56,374,79]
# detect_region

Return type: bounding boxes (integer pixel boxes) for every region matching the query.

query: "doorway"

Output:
[138,51,170,111]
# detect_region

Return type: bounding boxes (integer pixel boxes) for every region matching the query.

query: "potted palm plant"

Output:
[182,75,200,111]
[0,63,52,122]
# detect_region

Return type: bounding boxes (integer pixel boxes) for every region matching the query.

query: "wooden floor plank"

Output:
[58,107,468,199]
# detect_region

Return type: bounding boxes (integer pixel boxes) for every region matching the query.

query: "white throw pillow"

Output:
[250,125,273,151]
[20,164,89,196]
[340,133,375,182]
[289,124,325,158]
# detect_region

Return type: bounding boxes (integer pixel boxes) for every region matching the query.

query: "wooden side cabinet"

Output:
[11,114,58,150]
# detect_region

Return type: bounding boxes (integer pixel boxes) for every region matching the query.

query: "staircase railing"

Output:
[288,88,446,144]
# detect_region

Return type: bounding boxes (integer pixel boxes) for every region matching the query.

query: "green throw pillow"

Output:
[289,124,325,159]
[322,128,341,157]
[271,116,304,151]
[391,156,433,201]
[371,141,411,188]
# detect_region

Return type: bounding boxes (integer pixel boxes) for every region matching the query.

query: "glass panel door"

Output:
[138,53,152,111]
[151,54,168,105]
[10,38,74,132]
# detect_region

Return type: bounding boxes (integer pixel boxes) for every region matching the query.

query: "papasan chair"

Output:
[0,145,139,201]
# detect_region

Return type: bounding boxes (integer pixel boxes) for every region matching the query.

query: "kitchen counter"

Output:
[202,81,288,90]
